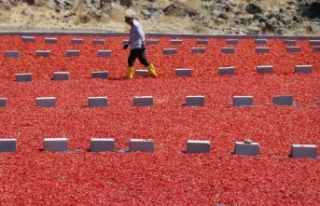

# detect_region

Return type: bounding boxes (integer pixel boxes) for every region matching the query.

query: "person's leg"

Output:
[138,49,157,77]
[127,49,139,79]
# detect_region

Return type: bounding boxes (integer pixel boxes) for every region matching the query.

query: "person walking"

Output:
[123,14,157,79]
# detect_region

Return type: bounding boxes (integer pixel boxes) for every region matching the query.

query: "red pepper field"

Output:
[0,35,320,205]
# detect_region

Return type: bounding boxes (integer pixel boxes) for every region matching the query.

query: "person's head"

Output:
[124,14,134,25]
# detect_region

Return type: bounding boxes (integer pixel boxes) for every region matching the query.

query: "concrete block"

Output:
[309,40,320,45]
[234,141,260,156]
[53,72,70,80]
[43,138,68,151]
[15,73,32,82]
[0,139,17,152]
[135,70,150,77]
[226,39,239,44]
[295,65,312,73]
[123,40,129,45]
[191,47,206,54]
[66,50,80,57]
[92,71,108,79]
[71,38,83,44]
[45,38,57,44]
[129,139,154,152]
[171,39,183,45]
[175,68,192,77]
[5,51,20,58]
[256,65,273,74]
[221,47,235,54]
[273,95,293,106]
[233,96,253,106]
[186,140,210,153]
[196,39,209,45]
[218,67,235,75]
[0,98,7,107]
[90,138,115,152]
[185,96,205,106]
[133,96,153,106]
[36,97,56,107]
[98,50,112,57]
[92,39,105,45]
[283,39,296,45]
[88,97,108,107]
[163,48,177,55]
[22,36,34,42]
[36,50,51,57]
[255,39,267,44]
[313,46,320,52]
[290,144,317,158]
[287,46,301,52]
[147,39,159,45]
[255,47,270,53]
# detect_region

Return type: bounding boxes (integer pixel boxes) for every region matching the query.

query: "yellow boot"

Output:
[127,66,134,79]
[146,63,157,78]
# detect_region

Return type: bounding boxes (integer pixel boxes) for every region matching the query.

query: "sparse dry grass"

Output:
[0,0,317,35]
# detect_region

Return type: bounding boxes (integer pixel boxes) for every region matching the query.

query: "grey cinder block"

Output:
[92,71,108,79]
[196,39,209,45]
[66,50,80,57]
[98,50,112,57]
[309,40,320,45]
[287,46,301,52]
[133,96,153,106]
[123,40,129,45]
[45,38,57,44]
[43,138,68,151]
[36,97,56,107]
[313,46,320,52]
[273,95,293,106]
[53,72,70,80]
[15,73,32,82]
[5,51,20,58]
[0,139,17,152]
[233,96,253,106]
[290,144,317,158]
[185,96,205,106]
[92,39,105,45]
[88,97,108,107]
[135,70,150,77]
[255,47,270,53]
[234,141,260,156]
[218,67,235,75]
[90,138,115,152]
[0,98,7,107]
[71,38,83,44]
[255,39,267,44]
[129,139,154,152]
[226,39,239,44]
[171,39,183,45]
[283,39,296,45]
[186,140,210,153]
[191,47,206,54]
[36,50,51,57]
[221,47,235,54]
[22,36,34,42]
[163,48,177,55]
[295,65,312,73]
[175,68,192,77]
[257,65,273,74]
[147,39,159,45]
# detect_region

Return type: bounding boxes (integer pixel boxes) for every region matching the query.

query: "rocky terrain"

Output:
[0,0,319,35]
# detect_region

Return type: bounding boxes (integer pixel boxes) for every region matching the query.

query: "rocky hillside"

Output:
[0,0,319,35]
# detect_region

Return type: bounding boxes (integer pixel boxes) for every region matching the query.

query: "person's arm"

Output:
[135,23,145,45]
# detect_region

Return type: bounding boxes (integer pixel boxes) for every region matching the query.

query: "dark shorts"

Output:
[128,48,149,67]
